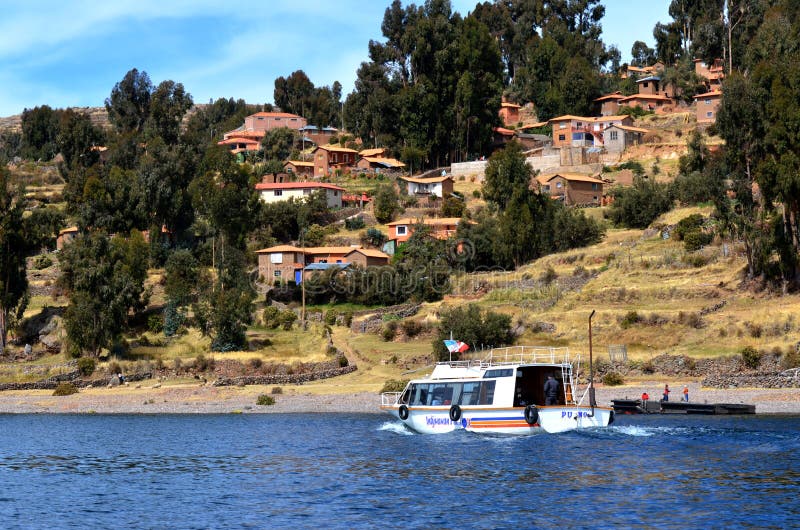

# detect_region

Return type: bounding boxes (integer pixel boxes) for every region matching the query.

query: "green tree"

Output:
[607,176,674,229]
[260,127,297,162]
[60,230,150,356]
[164,249,199,307]
[631,40,656,67]
[20,105,61,161]
[432,304,513,361]
[57,109,105,169]
[0,170,28,353]
[482,141,533,210]
[373,184,401,223]
[146,80,193,145]
[105,68,153,135]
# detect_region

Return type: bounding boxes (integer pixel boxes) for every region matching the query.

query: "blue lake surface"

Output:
[0,413,798,529]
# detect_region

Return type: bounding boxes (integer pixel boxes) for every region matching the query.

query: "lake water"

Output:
[0,413,798,529]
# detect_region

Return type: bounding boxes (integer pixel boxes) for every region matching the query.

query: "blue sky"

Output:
[0,1,670,117]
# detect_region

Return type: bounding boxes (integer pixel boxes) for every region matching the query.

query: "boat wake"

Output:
[611,425,692,437]
[377,421,414,435]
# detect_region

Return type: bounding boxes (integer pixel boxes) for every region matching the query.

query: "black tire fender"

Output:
[524,405,539,425]
[449,404,462,422]
[398,404,409,420]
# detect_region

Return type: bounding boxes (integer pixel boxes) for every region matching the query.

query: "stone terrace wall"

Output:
[213,365,357,386]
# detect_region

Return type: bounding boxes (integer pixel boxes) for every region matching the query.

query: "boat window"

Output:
[484,368,513,378]
[478,381,496,405]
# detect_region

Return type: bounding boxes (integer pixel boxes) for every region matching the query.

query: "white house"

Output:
[399,175,454,197]
[254,182,345,208]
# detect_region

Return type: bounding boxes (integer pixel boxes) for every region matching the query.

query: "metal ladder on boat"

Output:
[560,364,575,404]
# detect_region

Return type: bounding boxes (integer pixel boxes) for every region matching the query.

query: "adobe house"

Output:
[255,245,306,284]
[358,147,387,158]
[312,144,358,176]
[594,92,627,116]
[298,125,338,146]
[694,58,724,89]
[222,112,307,142]
[303,246,361,264]
[283,160,315,178]
[536,173,604,207]
[399,175,454,197]
[343,248,391,267]
[694,90,722,124]
[602,124,648,153]
[499,101,521,126]
[618,94,673,111]
[255,181,345,208]
[56,226,79,251]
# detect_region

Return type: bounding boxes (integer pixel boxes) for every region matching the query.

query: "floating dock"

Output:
[612,399,756,415]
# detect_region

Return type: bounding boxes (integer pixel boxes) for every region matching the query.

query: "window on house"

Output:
[336,260,342,263]
[257,117,264,120]
[559,123,566,129]
[270,253,283,264]
[707,112,713,118]
[274,190,282,196]
[275,117,282,121]
[274,270,282,277]
[592,183,599,191]
[576,122,582,127]
[397,226,408,236]
[643,82,649,88]
[556,182,562,189]
[558,134,566,141]
[705,99,711,105]
[609,131,618,141]
[543,185,550,191]
[593,196,598,201]
[333,191,338,196]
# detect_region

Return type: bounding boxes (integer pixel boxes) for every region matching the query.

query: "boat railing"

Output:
[381,392,402,406]
[470,345,574,366]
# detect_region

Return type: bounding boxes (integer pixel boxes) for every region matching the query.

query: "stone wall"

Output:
[213,365,357,387]
[701,373,800,389]
[350,304,421,334]
[450,161,487,179]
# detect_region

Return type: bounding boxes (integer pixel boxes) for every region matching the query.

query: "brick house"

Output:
[618,94,674,111]
[222,112,307,143]
[536,173,604,206]
[255,181,345,208]
[694,58,724,90]
[56,226,79,251]
[217,136,261,154]
[356,156,406,173]
[694,90,722,124]
[255,245,306,284]
[594,92,627,116]
[312,144,358,176]
[298,125,338,146]
[549,115,633,148]
[499,101,521,126]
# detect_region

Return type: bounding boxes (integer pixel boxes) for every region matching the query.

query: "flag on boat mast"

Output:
[443,339,469,353]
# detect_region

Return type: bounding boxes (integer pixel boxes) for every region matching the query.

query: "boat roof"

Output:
[414,346,577,382]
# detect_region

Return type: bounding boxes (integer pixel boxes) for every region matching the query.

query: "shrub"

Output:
[361,227,388,248]
[620,311,640,329]
[194,354,215,372]
[380,379,409,393]
[381,321,398,342]
[472,189,481,199]
[540,266,558,285]
[683,230,713,252]
[780,346,800,370]
[602,372,624,386]
[107,361,122,376]
[263,306,281,329]
[53,382,78,396]
[256,394,276,406]
[163,303,185,337]
[278,310,298,331]
[400,319,423,338]
[741,346,761,369]
[324,309,338,326]
[341,310,354,328]
[271,386,283,394]
[345,216,365,230]
[147,313,164,334]
[32,254,53,270]
[248,358,263,370]
[337,354,349,367]
[432,304,514,361]
[77,357,96,376]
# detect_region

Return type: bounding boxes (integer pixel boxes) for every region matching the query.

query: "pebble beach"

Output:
[0,381,798,414]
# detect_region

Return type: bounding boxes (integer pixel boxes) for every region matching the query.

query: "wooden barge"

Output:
[612,399,756,415]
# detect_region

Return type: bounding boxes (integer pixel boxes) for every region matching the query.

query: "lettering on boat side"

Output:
[561,410,591,419]
[425,416,463,427]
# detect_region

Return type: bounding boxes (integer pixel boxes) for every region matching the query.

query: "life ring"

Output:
[524,405,539,425]
[449,405,462,422]
[398,405,409,420]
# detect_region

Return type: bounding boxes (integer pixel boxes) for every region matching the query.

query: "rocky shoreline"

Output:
[0,380,798,415]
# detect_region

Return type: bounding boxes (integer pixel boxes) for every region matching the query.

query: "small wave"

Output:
[611,425,693,437]
[377,421,414,435]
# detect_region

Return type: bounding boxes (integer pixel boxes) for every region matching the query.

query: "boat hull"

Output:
[381,405,614,434]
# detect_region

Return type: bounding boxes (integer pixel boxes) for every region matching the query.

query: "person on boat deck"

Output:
[641,392,649,402]
[544,375,559,406]
[662,384,670,402]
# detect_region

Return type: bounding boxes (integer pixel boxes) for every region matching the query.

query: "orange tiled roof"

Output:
[693,90,723,99]
[316,144,358,154]
[248,111,304,119]
[359,148,386,157]
[255,245,303,253]
[345,248,390,259]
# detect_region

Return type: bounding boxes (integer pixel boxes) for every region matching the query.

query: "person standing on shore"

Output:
[662,384,670,402]
[683,385,689,402]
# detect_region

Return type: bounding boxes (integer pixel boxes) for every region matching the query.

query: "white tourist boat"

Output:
[380,346,614,434]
